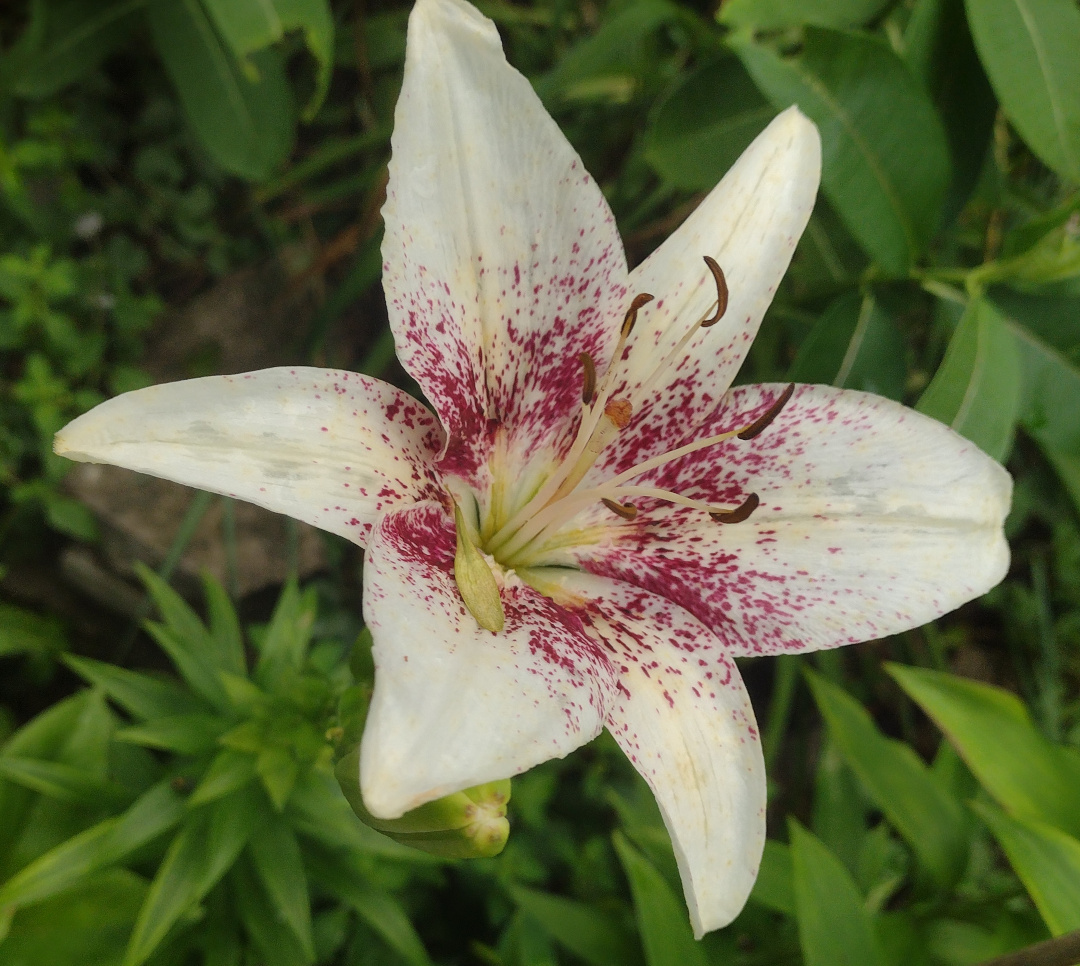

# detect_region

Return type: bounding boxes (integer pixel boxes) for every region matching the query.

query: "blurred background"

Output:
[1,0,1079,964]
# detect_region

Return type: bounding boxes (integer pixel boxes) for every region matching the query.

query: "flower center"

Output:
[473,258,793,573]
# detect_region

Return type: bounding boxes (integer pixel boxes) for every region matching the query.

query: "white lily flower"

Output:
[55,0,1011,936]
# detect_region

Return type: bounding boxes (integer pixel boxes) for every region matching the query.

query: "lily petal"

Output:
[578,384,1011,655]
[54,368,443,546]
[596,109,821,478]
[382,0,629,483]
[360,502,618,818]
[558,572,765,937]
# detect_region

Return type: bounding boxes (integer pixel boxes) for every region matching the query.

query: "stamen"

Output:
[738,384,795,440]
[604,398,633,429]
[580,352,596,404]
[700,257,729,327]
[601,497,638,520]
[710,493,760,524]
[621,293,654,338]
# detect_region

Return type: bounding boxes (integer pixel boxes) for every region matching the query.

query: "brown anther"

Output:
[710,492,760,524]
[700,256,729,327]
[580,352,597,404]
[737,383,795,440]
[621,293,655,338]
[604,398,633,429]
[601,497,638,520]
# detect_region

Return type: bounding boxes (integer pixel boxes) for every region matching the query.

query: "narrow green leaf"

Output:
[510,885,642,966]
[188,750,257,807]
[230,856,310,966]
[788,290,906,400]
[964,0,1080,181]
[256,745,300,811]
[247,817,314,958]
[0,756,127,806]
[645,55,774,191]
[0,603,66,660]
[0,781,184,910]
[114,713,226,754]
[806,671,968,889]
[255,582,314,685]
[790,821,887,966]
[613,832,705,964]
[720,0,891,29]
[145,625,230,711]
[973,800,1080,936]
[917,297,1021,461]
[147,0,295,180]
[888,664,1080,838]
[202,573,246,676]
[64,655,199,720]
[124,788,260,966]
[734,28,950,274]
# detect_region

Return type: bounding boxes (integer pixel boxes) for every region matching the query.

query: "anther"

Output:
[580,352,597,404]
[601,497,638,520]
[604,398,633,429]
[621,293,654,338]
[700,257,729,327]
[738,384,795,441]
[710,493,760,524]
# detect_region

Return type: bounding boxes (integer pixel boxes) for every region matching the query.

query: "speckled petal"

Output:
[382,0,628,485]
[359,501,618,819]
[53,368,443,547]
[556,572,764,937]
[577,384,1012,655]
[594,109,821,479]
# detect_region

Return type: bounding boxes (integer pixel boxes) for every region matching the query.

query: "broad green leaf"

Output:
[788,290,906,399]
[247,818,314,958]
[510,885,642,966]
[64,655,200,720]
[748,840,794,914]
[114,713,226,755]
[889,664,1080,838]
[806,671,968,889]
[734,28,950,274]
[964,0,1080,181]
[645,56,774,191]
[0,781,184,910]
[613,832,706,963]
[790,821,887,966]
[917,297,1021,461]
[124,787,261,966]
[721,0,892,29]
[200,0,334,120]
[5,0,142,98]
[973,800,1080,936]
[147,0,295,180]
[1,869,147,966]
[305,845,433,966]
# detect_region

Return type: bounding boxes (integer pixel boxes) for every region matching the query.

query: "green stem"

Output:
[977,929,1080,966]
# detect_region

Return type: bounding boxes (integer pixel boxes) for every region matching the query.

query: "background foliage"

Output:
[2,0,1080,963]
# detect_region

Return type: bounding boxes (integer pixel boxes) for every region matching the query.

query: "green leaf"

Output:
[806,671,968,889]
[964,0,1080,182]
[200,0,334,120]
[114,713,226,754]
[720,0,892,29]
[5,0,142,98]
[510,885,642,966]
[645,55,774,191]
[147,0,295,180]
[734,28,950,274]
[748,840,794,914]
[256,745,300,811]
[64,655,200,720]
[188,750,257,807]
[202,573,246,676]
[788,290,906,400]
[790,821,887,966]
[247,817,314,958]
[1,869,147,966]
[305,845,433,966]
[888,664,1080,838]
[0,602,66,660]
[230,855,310,966]
[0,756,128,806]
[613,832,705,963]
[917,297,1021,461]
[124,788,261,966]
[0,781,184,910]
[973,800,1080,936]
[255,582,315,685]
